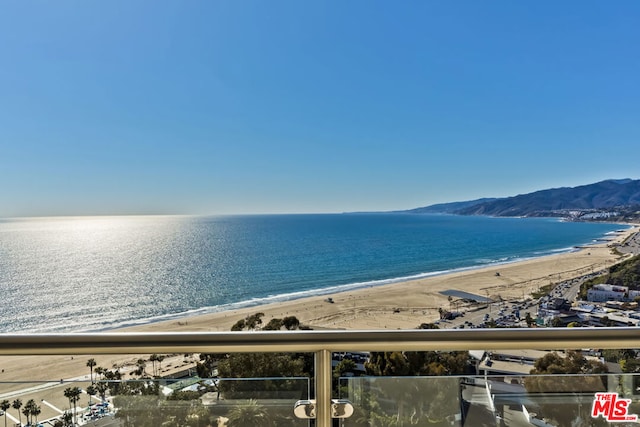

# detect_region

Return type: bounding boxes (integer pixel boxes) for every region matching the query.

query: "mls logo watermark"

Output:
[591,392,638,422]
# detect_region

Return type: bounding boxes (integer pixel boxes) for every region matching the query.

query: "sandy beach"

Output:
[121,225,639,333]
[1,224,639,421]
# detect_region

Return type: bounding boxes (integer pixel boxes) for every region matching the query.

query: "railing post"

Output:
[315,349,332,427]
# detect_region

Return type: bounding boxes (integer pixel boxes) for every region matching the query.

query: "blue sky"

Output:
[1,1,639,217]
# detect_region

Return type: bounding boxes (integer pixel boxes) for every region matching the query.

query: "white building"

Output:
[587,284,628,302]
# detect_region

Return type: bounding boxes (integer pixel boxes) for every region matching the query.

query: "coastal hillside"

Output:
[605,254,640,288]
[409,179,640,220]
[581,254,640,293]
[404,198,498,214]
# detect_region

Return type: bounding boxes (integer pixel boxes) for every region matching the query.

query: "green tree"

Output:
[247,315,302,331]
[196,353,227,377]
[417,322,440,329]
[262,318,283,330]
[135,358,147,376]
[366,350,469,377]
[333,359,358,380]
[529,351,608,377]
[100,368,124,396]
[22,399,40,426]
[1,400,10,427]
[245,312,265,329]
[550,316,564,327]
[64,386,82,426]
[201,313,310,381]
[226,399,273,427]
[11,399,22,427]
[218,353,305,378]
[22,406,31,426]
[94,366,106,380]
[525,312,535,327]
[230,318,246,331]
[95,381,109,402]
[602,349,636,363]
[87,358,97,383]
[232,312,266,331]
[32,405,41,425]
[157,354,165,374]
[217,353,307,399]
[60,411,73,427]
[525,351,608,425]
[86,384,97,405]
[363,349,470,426]
[282,316,300,330]
[622,357,640,373]
[149,354,159,376]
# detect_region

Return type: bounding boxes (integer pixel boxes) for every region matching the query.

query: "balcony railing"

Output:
[1,328,640,427]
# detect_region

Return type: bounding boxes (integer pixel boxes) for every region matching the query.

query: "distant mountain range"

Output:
[405,179,640,221]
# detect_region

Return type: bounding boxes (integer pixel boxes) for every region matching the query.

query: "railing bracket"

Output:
[293,399,354,419]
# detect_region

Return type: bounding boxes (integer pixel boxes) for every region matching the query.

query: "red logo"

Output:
[591,392,638,422]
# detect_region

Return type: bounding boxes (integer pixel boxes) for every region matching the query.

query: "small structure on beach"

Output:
[440,290,493,304]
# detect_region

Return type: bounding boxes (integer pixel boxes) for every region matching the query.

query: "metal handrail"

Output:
[1,327,639,355]
[2,328,639,427]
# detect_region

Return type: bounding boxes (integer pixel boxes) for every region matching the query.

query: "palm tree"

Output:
[135,358,147,377]
[226,399,273,427]
[64,386,82,426]
[149,354,157,376]
[11,399,22,427]
[96,381,109,403]
[22,400,39,427]
[86,384,97,406]
[94,366,106,381]
[60,411,73,427]
[1,400,10,427]
[149,354,159,376]
[87,358,97,383]
[157,354,165,375]
[21,407,30,426]
[32,404,41,426]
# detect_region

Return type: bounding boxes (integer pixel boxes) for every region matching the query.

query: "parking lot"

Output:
[436,299,538,329]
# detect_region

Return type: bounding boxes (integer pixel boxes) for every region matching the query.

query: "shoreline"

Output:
[2,216,633,335]
[118,224,639,333]
[0,224,638,421]
[0,227,636,363]
[84,250,583,333]
[80,224,638,334]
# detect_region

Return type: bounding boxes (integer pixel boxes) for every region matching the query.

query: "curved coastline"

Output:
[1,214,631,335]
[83,225,633,333]
[116,223,639,333]
[0,224,638,397]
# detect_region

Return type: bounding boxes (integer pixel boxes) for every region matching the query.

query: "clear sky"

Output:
[1,1,639,217]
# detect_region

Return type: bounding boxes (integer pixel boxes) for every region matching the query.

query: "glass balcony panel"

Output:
[340,374,640,427]
[0,378,310,427]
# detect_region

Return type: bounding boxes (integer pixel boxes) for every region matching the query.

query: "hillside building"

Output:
[587,284,628,302]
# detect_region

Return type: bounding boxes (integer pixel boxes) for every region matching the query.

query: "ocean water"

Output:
[0,214,626,333]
